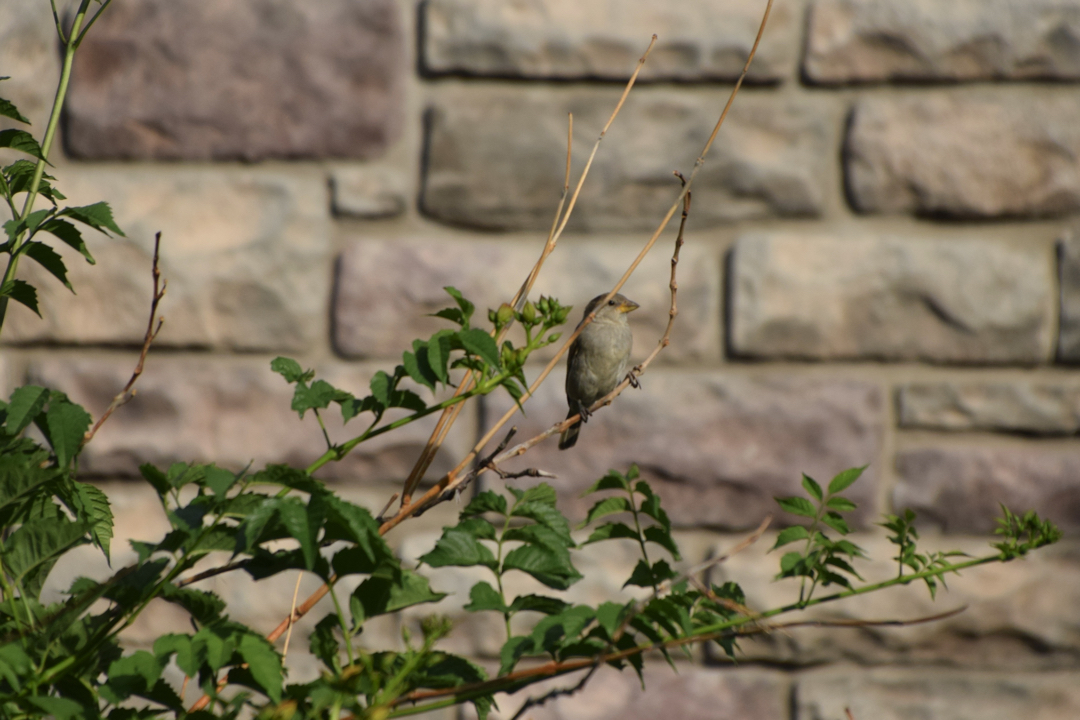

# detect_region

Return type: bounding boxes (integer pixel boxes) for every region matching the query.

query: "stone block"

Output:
[461,664,789,720]
[330,167,409,219]
[332,236,721,364]
[846,93,1080,218]
[422,0,802,82]
[709,533,1080,667]
[25,355,477,483]
[480,369,883,530]
[898,382,1080,434]
[797,667,1080,720]
[65,0,405,160]
[422,87,829,231]
[1058,229,1080,361]
[729,233,1054,363]
[895,446,1080,535]
[5,167,330,352]
[0,0,61,132]
[806,0,1080,84]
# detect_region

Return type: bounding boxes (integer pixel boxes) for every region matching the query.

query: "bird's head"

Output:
[582,292,639,323]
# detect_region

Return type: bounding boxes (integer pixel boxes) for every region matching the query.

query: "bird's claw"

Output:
[626,367,642,389]
[576,401,592,423]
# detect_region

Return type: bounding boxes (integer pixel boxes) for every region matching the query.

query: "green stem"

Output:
[328,581,355,667]
[494,513,513,642]
[0,0,94,335]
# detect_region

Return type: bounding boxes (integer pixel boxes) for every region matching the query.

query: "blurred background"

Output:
[2,0,1079,718]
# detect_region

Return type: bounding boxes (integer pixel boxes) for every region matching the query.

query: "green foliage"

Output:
[993,505,1063,560]
[880,509,966,599]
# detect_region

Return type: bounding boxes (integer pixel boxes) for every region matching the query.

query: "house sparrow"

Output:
[559,292,639,450]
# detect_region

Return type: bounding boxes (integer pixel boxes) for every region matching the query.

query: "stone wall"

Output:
[3,1,1080,718]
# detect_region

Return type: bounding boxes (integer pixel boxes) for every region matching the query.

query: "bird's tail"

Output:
[558,410,581,450]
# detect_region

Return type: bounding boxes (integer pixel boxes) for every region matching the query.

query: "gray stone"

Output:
[25,355,477,483]
[333,236,721,364]
[1058,229,1080,361]
[806,0,1080,84]
[797,667,1080,720]
[0,0,61,132]
[5,167,330,352]
[422,0,802,82]
[895,447,1080,534]
[898,382,1080,434]
[846,93,1080,218]
[480,370,883,530]
[65,0,405,160]
[422,87,829,231]
[330,167,408,219]
[729,233,1054,363]
[709,533,1080,668]
[460,664,788,720]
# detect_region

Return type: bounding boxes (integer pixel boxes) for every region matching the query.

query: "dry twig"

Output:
[82,231,166,447]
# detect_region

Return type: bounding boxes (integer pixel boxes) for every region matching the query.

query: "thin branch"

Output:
[510,665,600,720]
[281,572,304,658]
[82,232,166,447]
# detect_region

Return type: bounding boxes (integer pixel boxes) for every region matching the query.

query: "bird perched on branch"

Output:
[559,292,639,450]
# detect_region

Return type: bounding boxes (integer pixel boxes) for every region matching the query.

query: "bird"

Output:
[559,292,639,450]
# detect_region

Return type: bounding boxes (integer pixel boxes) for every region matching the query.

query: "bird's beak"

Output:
[618,299,640,313]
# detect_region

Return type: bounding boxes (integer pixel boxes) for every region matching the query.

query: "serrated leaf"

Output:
[104,651,162,701]
[583,521,639,545]
[498,636,533,675]
[20,241,70,290]
[26,696,84,720]
[582,470,630,495]
[160,583,226,625]
[0,97,29,124]
[269,357,306,383]
[239,633,283,703]
[310,615,341,670]
[828,466,865,495]
[351,566,446,623]
[623,558,676,589]
[503,543,582,590]
[39,219,93,263]
[72,481,113,559]
[772,525,810,549]
[420,528,497,569]
[426,329,453,384]
[401,349,437,392]
[2,517,88,599]
[463,490,507,516]
[508,594,571,616]
[5,384,49,434]
[0,129,45,161]
[463,581,506,613]
[0,279,39,316]
[45,392,92,469]
[444,286,475,325]
[291,379,339,417]
[826,496,858,512]
[582,496,632,526]
[643,525,681,560]
[775,496,816,519]
[58,201,124,237]
[801,474,823,501]
[821,512,851,535]
[458,328,501,370]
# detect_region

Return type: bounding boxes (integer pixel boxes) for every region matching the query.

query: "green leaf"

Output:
[507,594,570,616]
[25,696,85,720]
[582,470,630,495]
[310,615,341,670]
[72,481,113,559]
[420,528,498,569]
[498,636,533,675]
[503,543,582,590]
[821,512,851,535]
[204,466,239,496]
[0,129,46,161]
[5,385,49,434]
[2,517,88,599]
[45,392,92,469]
[458,328,501,370]
[582,496,632,526]
[426,329,453,385]
[239,633,283,703]
[0,97,29,124]
[0,641,32,692]
[584,521,639,545]
[826,496,858,512]
[643,525,681,560]
[58,201,125,237]
[623,559,676,589]
[291,379,342,417]
[322,494,391,565]
[462,490,507,517]
[463,581,506,613]
[270,357,307,383]
[775,496,816,519]
[40,219,94,263]
[104,651,161,701]
[0,279,39,316]
[443,286,475,326]
[801,474,823,501]
[401,349,437,392]
[828,466,865,495]
[772,525,810,549]
[351,566,446,623]
[160,584,226,625]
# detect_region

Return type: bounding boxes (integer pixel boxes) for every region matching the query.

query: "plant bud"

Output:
[496,303,514,326]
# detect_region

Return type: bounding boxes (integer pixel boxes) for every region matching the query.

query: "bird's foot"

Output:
[575,401,592,423]
[626,366,643,389]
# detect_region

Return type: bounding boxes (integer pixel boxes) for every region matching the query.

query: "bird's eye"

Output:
[608,299,616,306]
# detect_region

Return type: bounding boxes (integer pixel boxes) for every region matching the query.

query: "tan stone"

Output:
[330,167,408,219]
[423,0,802,82]
[25,355,477,483]
[846,93,1080,217]
[895,447,1080,534]
[0,0,61,132]
[5,167,330,352]
[1058,228,1080,361]
[729,233,1054,363]
[65,0,405,160]
[797,667,1080,720]
[422,87,829,231]
[480,369,883,530]
[806,0,1080,84]
[898,382,1080,434]
[333,235,721,364]
[709,533,1080,667]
